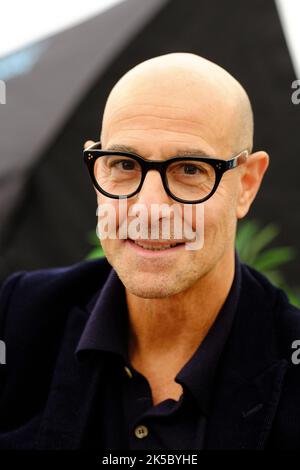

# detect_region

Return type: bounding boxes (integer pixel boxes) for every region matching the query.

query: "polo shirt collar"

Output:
[75,267,128,361]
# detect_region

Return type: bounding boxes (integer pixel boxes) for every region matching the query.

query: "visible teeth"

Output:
[133,241,178,250]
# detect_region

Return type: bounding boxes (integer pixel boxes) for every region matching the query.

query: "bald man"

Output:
[0,53,299,451]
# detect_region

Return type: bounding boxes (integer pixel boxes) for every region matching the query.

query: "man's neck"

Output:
[126,250,236,369]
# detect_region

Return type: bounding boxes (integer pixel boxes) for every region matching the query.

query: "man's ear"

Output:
[83,140,95,150]
[236,151,269,219]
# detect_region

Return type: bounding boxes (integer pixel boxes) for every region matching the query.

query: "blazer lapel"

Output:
[205,357,288,449]
[34,305,105,450]
[205,264,289,449]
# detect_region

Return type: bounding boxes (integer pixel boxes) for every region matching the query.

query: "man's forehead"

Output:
[102,75,237,146]
[101,101,230,158]
[101,100,229,158]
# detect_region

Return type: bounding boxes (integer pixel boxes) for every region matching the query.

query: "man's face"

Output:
[97,70,241,298]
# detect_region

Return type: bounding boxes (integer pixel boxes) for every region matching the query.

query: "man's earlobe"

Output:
[236,150,269,219]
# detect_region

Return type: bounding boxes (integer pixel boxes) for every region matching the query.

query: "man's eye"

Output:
[111,159,136,170]
[182,164,201,175]
[175,163,206,175]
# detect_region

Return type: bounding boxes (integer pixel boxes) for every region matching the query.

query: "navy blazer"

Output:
[0,256,300,450]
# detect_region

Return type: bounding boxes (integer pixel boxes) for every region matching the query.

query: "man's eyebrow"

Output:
[106,144,214,158]
[107,144,139,153]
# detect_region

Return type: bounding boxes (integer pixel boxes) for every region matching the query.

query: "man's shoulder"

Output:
[1,256,111,291]
[0,257,113,432]
[240,261,300,352]
[0,257,112,335]
[241,264,300,448]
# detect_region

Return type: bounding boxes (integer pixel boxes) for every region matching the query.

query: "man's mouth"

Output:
[127,238,185,251]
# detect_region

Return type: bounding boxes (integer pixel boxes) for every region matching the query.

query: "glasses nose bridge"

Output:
[138,159,168,197]
[141,159,166,184]
[144,158,166,172]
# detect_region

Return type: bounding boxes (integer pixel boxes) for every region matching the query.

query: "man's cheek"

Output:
[201,203,226,247]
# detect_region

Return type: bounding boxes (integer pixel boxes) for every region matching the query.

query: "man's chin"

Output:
[125,285,177,299]
[119,273,184,299]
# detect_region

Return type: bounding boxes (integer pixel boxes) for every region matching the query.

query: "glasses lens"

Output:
[94,155,142,196]
[166,160,216,201]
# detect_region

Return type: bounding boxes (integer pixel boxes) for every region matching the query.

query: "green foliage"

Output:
[236,220,300,307]
[85,231,105,260]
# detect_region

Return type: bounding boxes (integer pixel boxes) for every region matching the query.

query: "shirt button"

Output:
[124,366,133,378]
[134,425,149,439]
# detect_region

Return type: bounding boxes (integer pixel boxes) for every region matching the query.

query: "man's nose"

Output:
[132,170,176,237]
[136,170,172,207]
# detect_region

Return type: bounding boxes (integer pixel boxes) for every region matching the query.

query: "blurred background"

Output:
[0,0,299,301]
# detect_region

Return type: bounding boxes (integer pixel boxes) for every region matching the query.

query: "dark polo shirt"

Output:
[75,253,242,450]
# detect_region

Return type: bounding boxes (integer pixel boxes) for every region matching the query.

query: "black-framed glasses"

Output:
[83,141,249,204]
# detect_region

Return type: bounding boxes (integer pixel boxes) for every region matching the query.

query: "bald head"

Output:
[101,52,254,155]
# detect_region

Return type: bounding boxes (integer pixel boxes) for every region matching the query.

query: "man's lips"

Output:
[123,238,186,256]
[126,238,186,247]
